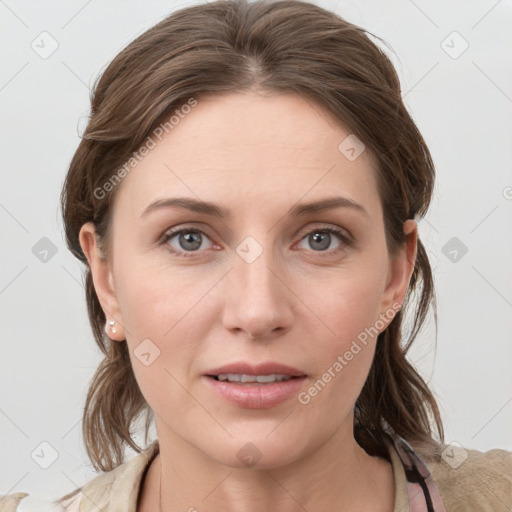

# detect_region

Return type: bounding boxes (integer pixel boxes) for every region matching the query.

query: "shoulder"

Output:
[0,440,159,512]
[75,440,159,511]
[0,493,29,512]
[0,491,78,511]
[427,443,512,511]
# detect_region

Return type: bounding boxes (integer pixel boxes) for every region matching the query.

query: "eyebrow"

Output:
[140,196,368,220]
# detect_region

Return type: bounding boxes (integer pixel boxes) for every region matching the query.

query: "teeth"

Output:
[217,373,292,383]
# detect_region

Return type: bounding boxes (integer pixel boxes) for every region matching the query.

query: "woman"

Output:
[2,0,510,511]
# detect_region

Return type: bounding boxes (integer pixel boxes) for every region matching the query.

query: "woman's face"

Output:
[80,91,416,469]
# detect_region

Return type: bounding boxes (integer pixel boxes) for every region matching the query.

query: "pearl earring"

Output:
[106,319,116,334]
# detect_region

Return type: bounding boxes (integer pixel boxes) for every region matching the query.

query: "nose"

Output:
[221,243,294,341]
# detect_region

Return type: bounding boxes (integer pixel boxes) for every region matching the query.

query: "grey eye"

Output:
[165,229,213,253]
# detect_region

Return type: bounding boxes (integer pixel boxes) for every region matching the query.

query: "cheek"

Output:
[114,248,214,339]
[302,264,387,348]
[113,256,217,404]
[295,265,387,402]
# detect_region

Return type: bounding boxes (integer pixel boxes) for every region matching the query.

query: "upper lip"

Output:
[204,362,306,377]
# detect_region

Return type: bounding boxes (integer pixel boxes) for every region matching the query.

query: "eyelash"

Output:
[159,225,353,258]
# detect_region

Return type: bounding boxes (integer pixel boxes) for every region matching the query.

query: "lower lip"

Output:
[203,376,307,409]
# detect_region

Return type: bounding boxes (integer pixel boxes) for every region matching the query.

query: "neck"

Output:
[140,423,395,512]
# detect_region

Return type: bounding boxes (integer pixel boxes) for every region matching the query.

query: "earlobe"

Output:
[78,222,125,341]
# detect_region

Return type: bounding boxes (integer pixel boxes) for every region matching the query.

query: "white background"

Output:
[1,0,511,501]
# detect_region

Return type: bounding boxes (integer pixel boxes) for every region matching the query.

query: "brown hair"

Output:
[61,0,444,473]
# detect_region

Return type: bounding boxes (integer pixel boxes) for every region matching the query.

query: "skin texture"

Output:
[79,91,417,512]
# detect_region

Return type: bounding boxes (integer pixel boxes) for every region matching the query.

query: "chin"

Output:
[197,431,313,471]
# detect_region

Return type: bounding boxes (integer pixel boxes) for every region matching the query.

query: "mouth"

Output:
[208,373,303,383]
[203,362,307,408]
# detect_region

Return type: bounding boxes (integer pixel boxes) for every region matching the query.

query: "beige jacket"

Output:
[1,436,511,511]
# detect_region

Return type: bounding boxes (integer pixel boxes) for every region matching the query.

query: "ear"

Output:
[378,219,418,325]
[78,222,125,341]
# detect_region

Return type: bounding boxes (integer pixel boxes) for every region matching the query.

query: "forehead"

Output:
[112,91,381,220]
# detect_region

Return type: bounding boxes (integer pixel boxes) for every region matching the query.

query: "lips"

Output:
[203,361,307,408]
